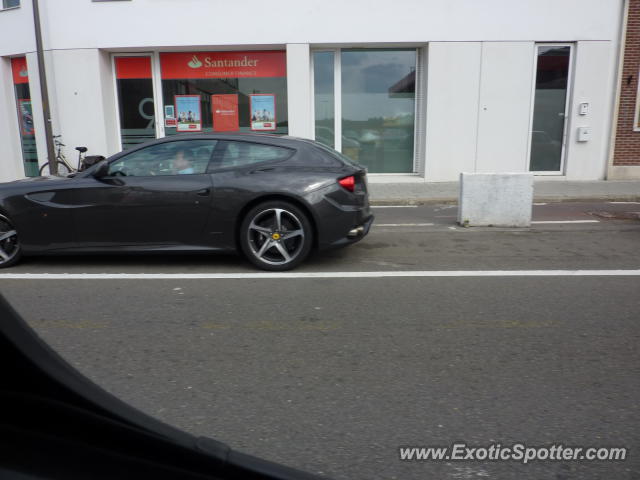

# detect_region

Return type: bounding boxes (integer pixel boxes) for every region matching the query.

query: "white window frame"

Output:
[310,47,423,175]
[526,43,575,176]
[110,52,162,150]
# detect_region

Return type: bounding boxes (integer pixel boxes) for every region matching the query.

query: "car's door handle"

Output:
[195,188,211,196]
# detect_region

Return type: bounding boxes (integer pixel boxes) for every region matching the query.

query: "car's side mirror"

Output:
[81,155,106,171]
[92,161,110,179]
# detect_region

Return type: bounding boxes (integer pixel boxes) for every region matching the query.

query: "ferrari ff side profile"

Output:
[0,134,373,271]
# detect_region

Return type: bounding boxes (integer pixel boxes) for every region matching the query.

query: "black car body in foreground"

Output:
[0,134,373,270]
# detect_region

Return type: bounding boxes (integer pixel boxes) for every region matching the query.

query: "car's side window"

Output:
[210,141,293,170]
[108,140,217,177]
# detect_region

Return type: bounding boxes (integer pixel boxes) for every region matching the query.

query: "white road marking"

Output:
[609,201,640,204]
[371,205,418,208]
[531,220,599,224]
[375,223,435,227]
[0,270,639,280]
[533,203,548,205]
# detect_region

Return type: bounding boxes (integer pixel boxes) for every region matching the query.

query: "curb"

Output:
[369,195,640,206]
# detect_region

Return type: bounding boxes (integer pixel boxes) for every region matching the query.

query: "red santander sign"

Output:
[160,51,286,79]
[11,57,29,84]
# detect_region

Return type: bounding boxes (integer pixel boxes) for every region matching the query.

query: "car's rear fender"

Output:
[233,193,320,252]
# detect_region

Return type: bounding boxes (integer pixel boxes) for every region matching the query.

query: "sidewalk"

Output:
[368,180,640,204]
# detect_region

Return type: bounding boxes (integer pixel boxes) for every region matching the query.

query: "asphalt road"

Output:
[1,202,639,479]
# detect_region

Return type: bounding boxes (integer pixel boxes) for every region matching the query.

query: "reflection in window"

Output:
[529,46,571,172]
[341,49,416,173]
[214,141,292,169]
[314,51,335,149]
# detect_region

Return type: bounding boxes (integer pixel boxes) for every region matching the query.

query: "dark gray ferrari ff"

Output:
[0,134,373,270]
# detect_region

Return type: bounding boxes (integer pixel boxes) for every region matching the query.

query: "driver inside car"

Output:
[174,149,195,175]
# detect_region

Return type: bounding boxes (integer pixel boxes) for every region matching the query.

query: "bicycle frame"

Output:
[53,138,72,171]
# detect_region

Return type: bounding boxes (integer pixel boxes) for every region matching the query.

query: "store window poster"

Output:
[250,94,276,131]
[175,95,202,132]
[18,99,34,135]
[212,94,239,132]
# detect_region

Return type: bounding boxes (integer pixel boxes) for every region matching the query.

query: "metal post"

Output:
[32,0,56,175]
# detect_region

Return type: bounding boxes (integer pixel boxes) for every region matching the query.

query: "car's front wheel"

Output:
[0,214,22,268]
[240,201,313,271]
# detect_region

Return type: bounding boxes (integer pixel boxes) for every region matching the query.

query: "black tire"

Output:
[39,161,72,177]
[240,201,313,271]
[0,214,22,269]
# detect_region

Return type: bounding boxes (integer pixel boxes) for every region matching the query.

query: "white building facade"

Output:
[0,0,627,183]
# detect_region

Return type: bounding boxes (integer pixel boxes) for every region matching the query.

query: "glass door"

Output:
[528,45,573,173]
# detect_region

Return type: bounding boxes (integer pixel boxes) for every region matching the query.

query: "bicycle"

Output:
[39,135,88,176]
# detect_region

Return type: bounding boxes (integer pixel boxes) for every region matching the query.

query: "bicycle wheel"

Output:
[39,161,72,177]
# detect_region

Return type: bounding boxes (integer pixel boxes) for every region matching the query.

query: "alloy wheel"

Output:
[0,215,20,267]
[246,208,306,266]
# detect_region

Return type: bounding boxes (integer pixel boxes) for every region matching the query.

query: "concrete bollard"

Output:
[457,173,533,227]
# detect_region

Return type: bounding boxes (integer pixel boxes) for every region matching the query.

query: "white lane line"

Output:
[371,205,418,208]
[609,201,640,204]
[375,223,435,227]
[375,220,600,226]
[531,220,599,224]
[533,203,548,205]
[1,270,639,280]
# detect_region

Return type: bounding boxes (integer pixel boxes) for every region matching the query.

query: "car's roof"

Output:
[80,133,333,172]
[153,132,313,148]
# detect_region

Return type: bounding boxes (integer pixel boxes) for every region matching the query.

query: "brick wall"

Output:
[613,0,640,166]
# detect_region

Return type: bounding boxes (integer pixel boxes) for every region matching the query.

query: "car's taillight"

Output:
[338,175,355,192]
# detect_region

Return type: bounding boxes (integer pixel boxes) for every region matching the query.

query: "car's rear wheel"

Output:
[240,201,313,271]
[0,214,22,268]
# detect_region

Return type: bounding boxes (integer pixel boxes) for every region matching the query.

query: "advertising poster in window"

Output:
[211,94,239,132]
[164,105,177,128]
[18,99,34,135]
[175,95,202,132]
[250,94,277,131]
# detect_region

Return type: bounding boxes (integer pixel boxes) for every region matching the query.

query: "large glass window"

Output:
[313,49,417,173]
[160,51,288,136]
[342,49,416,173]
[114,56,156,150]
[529,45,571,172]
[11,57,38,177]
